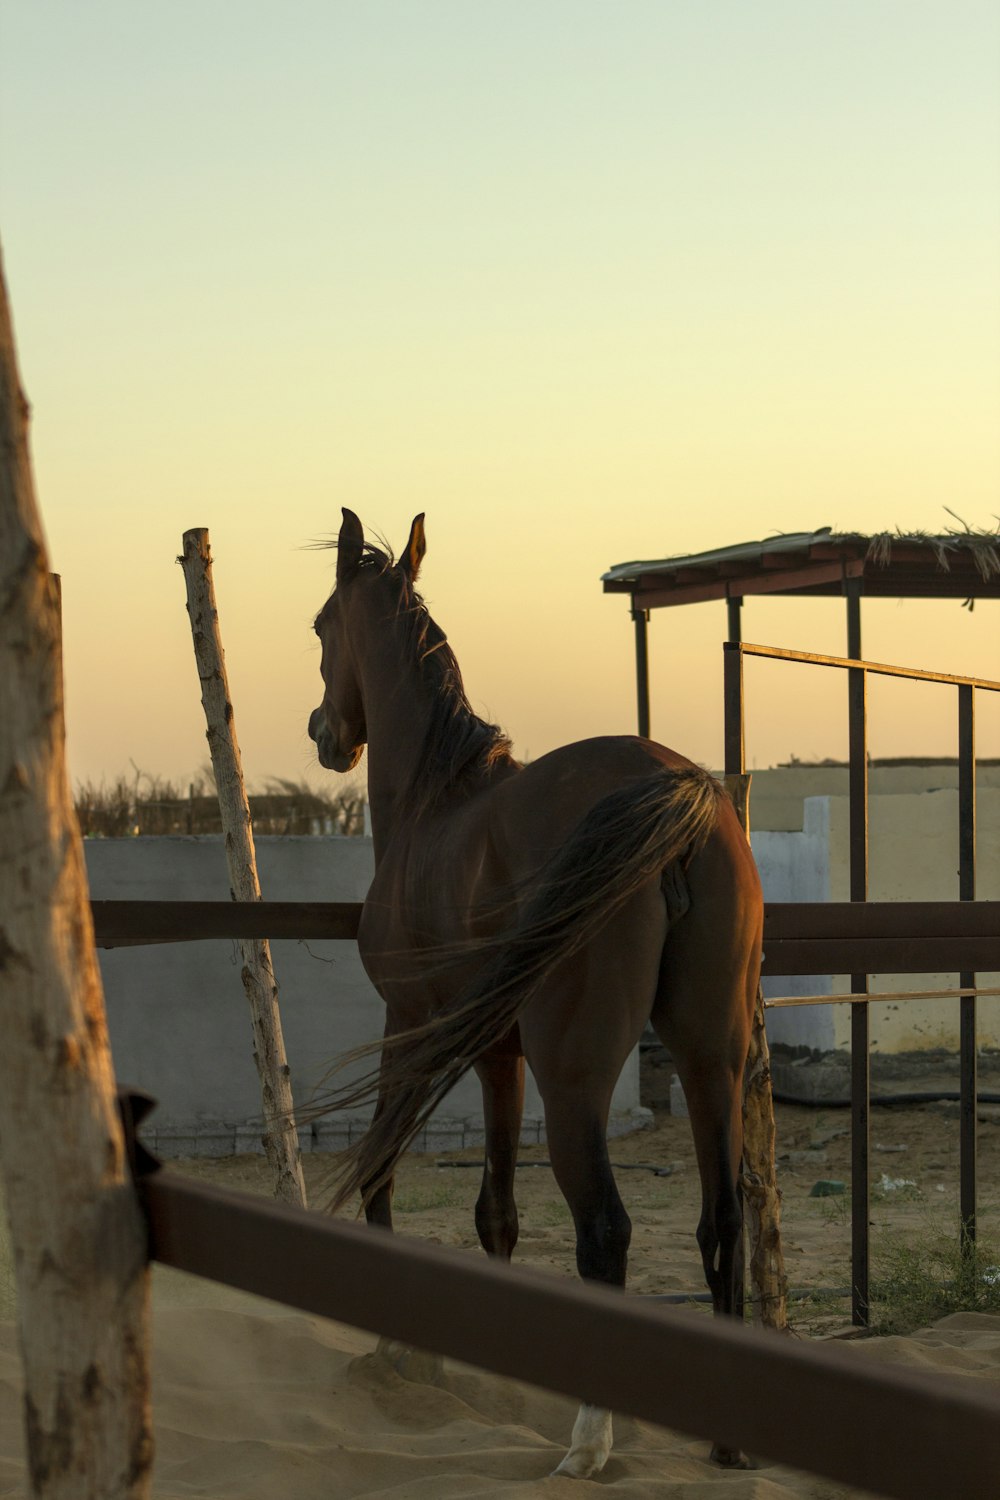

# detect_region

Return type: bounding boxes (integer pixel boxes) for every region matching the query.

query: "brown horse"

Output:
[308,510,763,1477]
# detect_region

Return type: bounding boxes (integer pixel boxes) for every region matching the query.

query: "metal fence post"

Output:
[958,684,977,1248]
[727,595,743,646]
[846,580,870,1326]
[723,641,745,779]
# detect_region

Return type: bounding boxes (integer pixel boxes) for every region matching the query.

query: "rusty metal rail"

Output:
[142,1166,1000,1500]
[726,642,1000,692]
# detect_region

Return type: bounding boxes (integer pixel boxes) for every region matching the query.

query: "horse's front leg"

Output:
[360,1055,398,1231]
[362,1153,394,1230]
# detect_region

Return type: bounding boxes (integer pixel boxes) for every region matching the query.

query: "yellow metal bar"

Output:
[764,987,1000,1009]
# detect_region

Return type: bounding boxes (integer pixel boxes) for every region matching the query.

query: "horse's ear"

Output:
[399,513,426,584]
[337,508,365,583]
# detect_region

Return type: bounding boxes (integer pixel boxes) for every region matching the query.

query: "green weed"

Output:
[811,1191,851,1227]
[870,1225,1000,1336]
[392,1185,464,1214]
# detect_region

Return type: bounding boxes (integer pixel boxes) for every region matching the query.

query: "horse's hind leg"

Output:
[670,1062,750,1468]
[473,1043,524,1261]
[542,1099,632,1479]
[675,1065,745,1319]
[522,905,661,1480]
[653,919,758,1466]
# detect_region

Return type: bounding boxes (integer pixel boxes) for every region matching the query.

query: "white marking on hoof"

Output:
[552,1404,613,1478]
[373,1336,444,1384]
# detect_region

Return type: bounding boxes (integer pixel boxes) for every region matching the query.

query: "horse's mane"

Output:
[319,535,518,815]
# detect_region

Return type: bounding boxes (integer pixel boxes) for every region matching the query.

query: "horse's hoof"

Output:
[551,1449,607,1480]
[374,1336,444,1385]
[374,1335,407,1367]
[710,1443,755,1469]
[552,1405,613,1479]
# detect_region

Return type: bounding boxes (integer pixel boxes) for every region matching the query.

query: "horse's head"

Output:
[308,507,426,772]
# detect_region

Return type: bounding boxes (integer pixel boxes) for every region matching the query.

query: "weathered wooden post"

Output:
[0,250,153,1495]
[743,1007,789,1330]
[179,529,307,1207]
[727,773,788,1332]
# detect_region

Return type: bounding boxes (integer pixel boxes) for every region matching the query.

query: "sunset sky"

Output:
[2,1,998,794]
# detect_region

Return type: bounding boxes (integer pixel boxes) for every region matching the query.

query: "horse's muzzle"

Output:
[309,707,363,773]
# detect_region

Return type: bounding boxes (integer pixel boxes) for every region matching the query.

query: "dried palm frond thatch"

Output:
[862,512,1000,581]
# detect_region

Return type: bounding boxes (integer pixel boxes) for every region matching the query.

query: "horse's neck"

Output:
[357,596,504,862]
[360,641,437,860]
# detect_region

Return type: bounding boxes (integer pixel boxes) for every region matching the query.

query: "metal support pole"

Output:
[723,641,745,777]
[846,580,870,1326]
[727,595,743,646]
[632,602,651,739]
[723,637,746,1322]
[958,684,977,1248]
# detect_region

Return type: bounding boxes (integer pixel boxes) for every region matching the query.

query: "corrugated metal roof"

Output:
[602,529,837,585]
[602,528,1000,606]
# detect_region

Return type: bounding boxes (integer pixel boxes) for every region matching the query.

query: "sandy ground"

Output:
[2,1089,1000,1497]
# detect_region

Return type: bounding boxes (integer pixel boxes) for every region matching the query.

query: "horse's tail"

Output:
[321,766,726,1212]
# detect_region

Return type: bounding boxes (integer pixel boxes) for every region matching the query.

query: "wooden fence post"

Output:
[0,250,153,1495]
[179,530,307,1207]
[726,773,788,1332]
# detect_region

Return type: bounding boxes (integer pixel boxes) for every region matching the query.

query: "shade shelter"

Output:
[602,527,1000,737]
[604,524,999,1325]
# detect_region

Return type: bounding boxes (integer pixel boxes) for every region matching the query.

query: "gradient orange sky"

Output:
[2,2,998,793]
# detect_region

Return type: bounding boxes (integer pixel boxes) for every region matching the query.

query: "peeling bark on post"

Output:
[0,250,153,1496]
[179,530,307,1207]
[742,1002,789,1331]
[726,773,788,1332]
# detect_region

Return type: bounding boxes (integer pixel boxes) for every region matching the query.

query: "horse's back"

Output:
[486,734,729,880]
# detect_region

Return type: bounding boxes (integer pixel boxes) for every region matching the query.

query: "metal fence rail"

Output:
[139,1153,1000,1500]
[90,897,1000,970]
[761,901,1000,976]
[91,888,1000,960]
[91,899,362,946]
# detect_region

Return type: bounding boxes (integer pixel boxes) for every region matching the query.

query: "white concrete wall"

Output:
[753,798,835,1051]
[825,789,1000,1052]
[87,767,996,1150]
[86,836,645,1156]
[749,782,1000,1055]
[745,762,1000,833]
